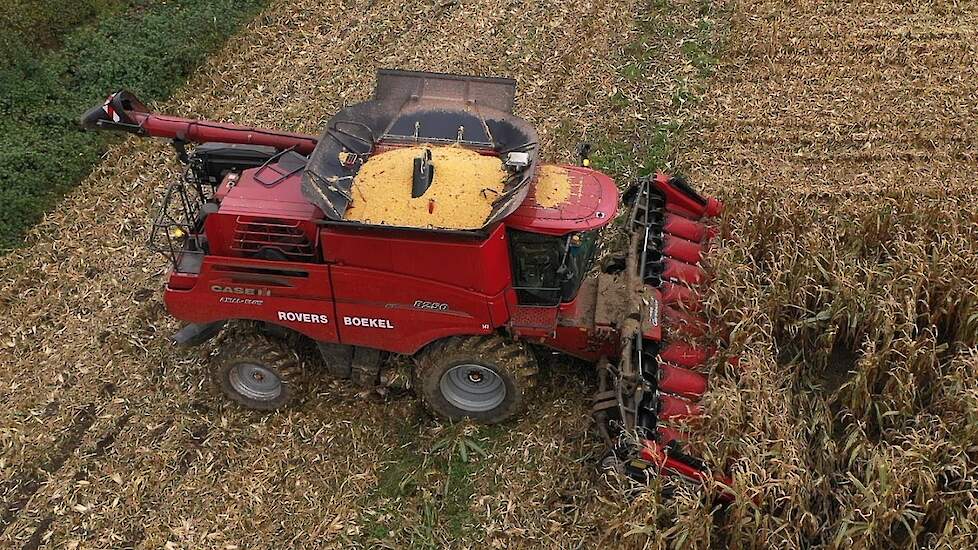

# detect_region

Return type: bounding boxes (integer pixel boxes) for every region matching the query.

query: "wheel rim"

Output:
[228,361,283,402]
[439,364,506,413]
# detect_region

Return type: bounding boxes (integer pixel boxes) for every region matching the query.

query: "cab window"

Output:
[508,229,599,305]
[508,229,564,305]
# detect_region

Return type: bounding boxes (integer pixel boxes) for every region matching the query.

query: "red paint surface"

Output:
[505,164,619,235]
[132,111,319,154]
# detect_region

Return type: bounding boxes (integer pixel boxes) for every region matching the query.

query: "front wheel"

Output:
[213,331,300,410]
[414,335,537,424]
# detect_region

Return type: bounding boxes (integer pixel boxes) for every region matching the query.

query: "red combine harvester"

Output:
[82,70,733,500]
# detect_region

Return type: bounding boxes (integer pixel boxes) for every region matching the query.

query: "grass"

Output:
[0,0,128,59]
[359,418,500,547]
[589,2,724,181]
[0,0,268,250]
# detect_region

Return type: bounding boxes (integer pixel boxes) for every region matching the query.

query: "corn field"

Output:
[0,0,975,548]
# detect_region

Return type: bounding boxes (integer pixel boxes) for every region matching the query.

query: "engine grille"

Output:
[230,217,315,260]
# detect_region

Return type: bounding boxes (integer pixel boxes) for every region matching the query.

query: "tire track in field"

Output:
[15,412,133,548]
[117,423,211,548]
[0,405,95,536]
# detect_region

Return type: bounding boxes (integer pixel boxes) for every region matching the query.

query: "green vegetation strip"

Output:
[0,0,268,250]
[1,1,128,57]
[591,1,722,181]
[359,418,504,547]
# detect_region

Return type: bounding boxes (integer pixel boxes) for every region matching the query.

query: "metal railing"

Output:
[147,171,208,272]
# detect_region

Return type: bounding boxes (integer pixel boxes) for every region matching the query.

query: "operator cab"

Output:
[504,163,619,305]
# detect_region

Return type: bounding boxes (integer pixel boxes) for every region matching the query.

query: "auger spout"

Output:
[80,91,319,154]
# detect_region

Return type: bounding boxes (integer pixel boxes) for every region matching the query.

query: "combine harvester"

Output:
[82,70,733,501]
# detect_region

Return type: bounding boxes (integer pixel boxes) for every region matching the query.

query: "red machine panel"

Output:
[321,223,512,296]
[164,256,338,342]
[505,164,619,236]
[206,168,322,258]
[329,266,500,354]
[530,292,620,361]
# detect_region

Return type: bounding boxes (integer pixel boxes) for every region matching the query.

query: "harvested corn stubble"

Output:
[345,145,507,229]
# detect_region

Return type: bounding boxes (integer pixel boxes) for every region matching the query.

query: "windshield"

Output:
[561,230,599,301]
[508,229,600,305]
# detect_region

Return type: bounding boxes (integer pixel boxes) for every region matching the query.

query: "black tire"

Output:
[414,335,537,424]
[213,331,301,411]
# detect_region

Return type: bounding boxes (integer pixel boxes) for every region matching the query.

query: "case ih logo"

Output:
[649,298,660,327]
[343,316,394,329]
[211,285,272,297]
[278,311,329,324]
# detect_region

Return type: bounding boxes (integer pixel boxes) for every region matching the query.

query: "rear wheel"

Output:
[214,331,300,410]
[415,335,537,424]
